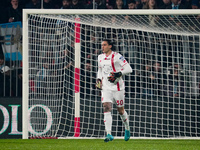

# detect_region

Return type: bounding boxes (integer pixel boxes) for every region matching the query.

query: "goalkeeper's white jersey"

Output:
[97,51,132,91]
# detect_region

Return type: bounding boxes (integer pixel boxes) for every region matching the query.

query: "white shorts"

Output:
[101,90,125,107]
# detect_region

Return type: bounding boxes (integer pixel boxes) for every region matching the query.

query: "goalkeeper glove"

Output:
[107,72,122,84]
[96,79,102,90]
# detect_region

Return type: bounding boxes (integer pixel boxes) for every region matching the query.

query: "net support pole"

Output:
[22,10,29,139]
[74,16,81,137]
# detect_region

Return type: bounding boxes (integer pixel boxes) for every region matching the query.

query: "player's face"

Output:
[101,41,112,54]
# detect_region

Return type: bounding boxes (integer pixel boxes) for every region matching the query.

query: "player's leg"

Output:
[113,90,130,141]
[103,102,114,142]
[117,107,130,141]
[102,90,114,142]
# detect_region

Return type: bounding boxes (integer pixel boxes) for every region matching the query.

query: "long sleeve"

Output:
[97,55,102,79]
[117,53,132,76]
[121,63,132,75]
[97,67,102,79]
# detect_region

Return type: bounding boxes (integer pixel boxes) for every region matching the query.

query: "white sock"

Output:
[104,112,112,135]
[120,110,130,130]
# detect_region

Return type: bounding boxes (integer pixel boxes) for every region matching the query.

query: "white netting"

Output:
[25,10,200,138]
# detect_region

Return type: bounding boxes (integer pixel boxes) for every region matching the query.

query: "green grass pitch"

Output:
[0,139,200,150]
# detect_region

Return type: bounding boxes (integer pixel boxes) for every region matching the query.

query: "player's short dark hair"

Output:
[102,39,113,49]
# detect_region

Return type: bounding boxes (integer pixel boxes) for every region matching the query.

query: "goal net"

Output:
[23,9,200,139]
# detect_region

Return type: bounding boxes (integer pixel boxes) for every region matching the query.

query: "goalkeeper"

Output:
[96,39,132,142]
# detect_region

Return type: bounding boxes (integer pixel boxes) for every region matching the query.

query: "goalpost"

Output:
[23,9,200,139]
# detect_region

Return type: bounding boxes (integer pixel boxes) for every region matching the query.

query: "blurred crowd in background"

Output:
[0,0,200,24]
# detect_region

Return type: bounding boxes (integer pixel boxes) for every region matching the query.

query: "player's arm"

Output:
[96,69,102,90]
[108,55,132,84]
[120,62,132,75]
[107,64,132,84]
[96,56,102,90]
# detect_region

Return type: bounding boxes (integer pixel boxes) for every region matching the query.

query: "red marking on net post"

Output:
[74,117,80,137]
[75,18,80,43]
[75,68,80,93]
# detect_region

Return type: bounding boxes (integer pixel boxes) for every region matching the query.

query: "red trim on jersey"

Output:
[117,82,120,91]
[111,53,120,91]
[122,62,128,67]
[111,53,116,72]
